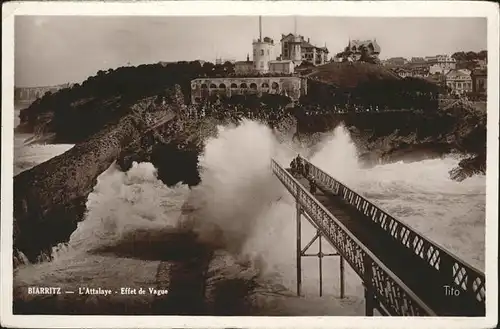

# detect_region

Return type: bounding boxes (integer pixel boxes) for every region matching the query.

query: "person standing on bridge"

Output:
[304,161,310,177]
[309,177,317,194]
[296,154,303,175]
[290,157,297,175]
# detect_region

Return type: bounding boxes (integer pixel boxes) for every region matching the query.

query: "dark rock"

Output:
[14,99,176,262]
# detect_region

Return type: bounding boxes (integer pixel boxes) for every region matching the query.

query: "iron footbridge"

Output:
[271,158,485,316]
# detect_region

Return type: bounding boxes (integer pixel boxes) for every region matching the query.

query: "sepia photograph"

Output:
[1,1,498,328]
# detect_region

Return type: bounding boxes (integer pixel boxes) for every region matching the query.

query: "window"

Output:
[219,83,226,89]
[260,62,264,68]
[267,49,270,55]
[230,83,238,89]
[240,83,248,89]
[210,84,217,89]
[261,49,264,56]
[253,49,256,56]
[250,83,257,90]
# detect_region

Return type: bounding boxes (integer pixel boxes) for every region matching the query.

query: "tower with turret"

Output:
[252,16,274,73]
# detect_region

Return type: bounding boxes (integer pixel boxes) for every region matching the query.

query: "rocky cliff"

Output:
[13,89,194,262]
[295,100,486,180]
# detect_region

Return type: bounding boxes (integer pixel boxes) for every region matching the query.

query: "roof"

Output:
[281,33,328,52]
[348,39,381,54]
[300,40,315,48]
[472,68,487,76]
[281,33,297,41]
[445,69,471,78]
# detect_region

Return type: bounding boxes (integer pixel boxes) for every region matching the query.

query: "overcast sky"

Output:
[15,16,486,87]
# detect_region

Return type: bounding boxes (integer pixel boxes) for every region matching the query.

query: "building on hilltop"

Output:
[231,17,331,75]
[280,33,329,66]
[252,36,275,73]
[425,55,456,73]
[280,33,303,64]
[190,17,310,104]
[410,57,426,63]
[268,60,295,74]
[232,16,299,75]
[445,69,472,95]
[471,68,487,96]
[391,66,429,79]
[346,39,381,61]
[391,67,412,78]
[234,54,254,75]
[383,57,407,66]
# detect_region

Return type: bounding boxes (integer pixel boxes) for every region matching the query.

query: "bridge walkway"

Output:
[282,165,485,316]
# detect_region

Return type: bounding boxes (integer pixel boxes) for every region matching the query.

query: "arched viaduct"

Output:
[190,76,308,104]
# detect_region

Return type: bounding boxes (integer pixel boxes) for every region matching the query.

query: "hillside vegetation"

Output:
[306,61,401,87]
[16,61,226,143]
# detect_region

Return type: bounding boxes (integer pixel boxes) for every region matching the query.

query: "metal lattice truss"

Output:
[272,159,435,316]
[305,159,486,306]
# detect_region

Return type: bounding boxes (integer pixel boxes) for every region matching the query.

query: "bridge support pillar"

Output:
[298,210,346,299]
[364,254,375,316]
[296,201,302,297]
[318,232,323,297]
[340,255,345,298]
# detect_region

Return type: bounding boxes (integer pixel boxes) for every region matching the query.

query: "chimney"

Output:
[259,16,262,41]
[247,53,250,62]
[308,38,310,43]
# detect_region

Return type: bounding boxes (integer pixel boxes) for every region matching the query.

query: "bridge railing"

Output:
[302,158,486,308]
[271,159,435,316]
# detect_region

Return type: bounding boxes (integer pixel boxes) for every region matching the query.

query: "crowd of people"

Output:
[295,103,425,116]
[180,100,295,128]
[289,154,317,194]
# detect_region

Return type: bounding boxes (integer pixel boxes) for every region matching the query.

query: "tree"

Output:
[359,45,378,64]
[465,51,478,61]
[452,52,466,61]
[477,50,487,60]
[202,62,215,76]
[341,47,353,62]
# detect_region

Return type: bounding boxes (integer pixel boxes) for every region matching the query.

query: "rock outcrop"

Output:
[14,96,177,262]
[295,102,486,179]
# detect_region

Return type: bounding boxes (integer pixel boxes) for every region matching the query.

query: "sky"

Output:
[15,16,487,87]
